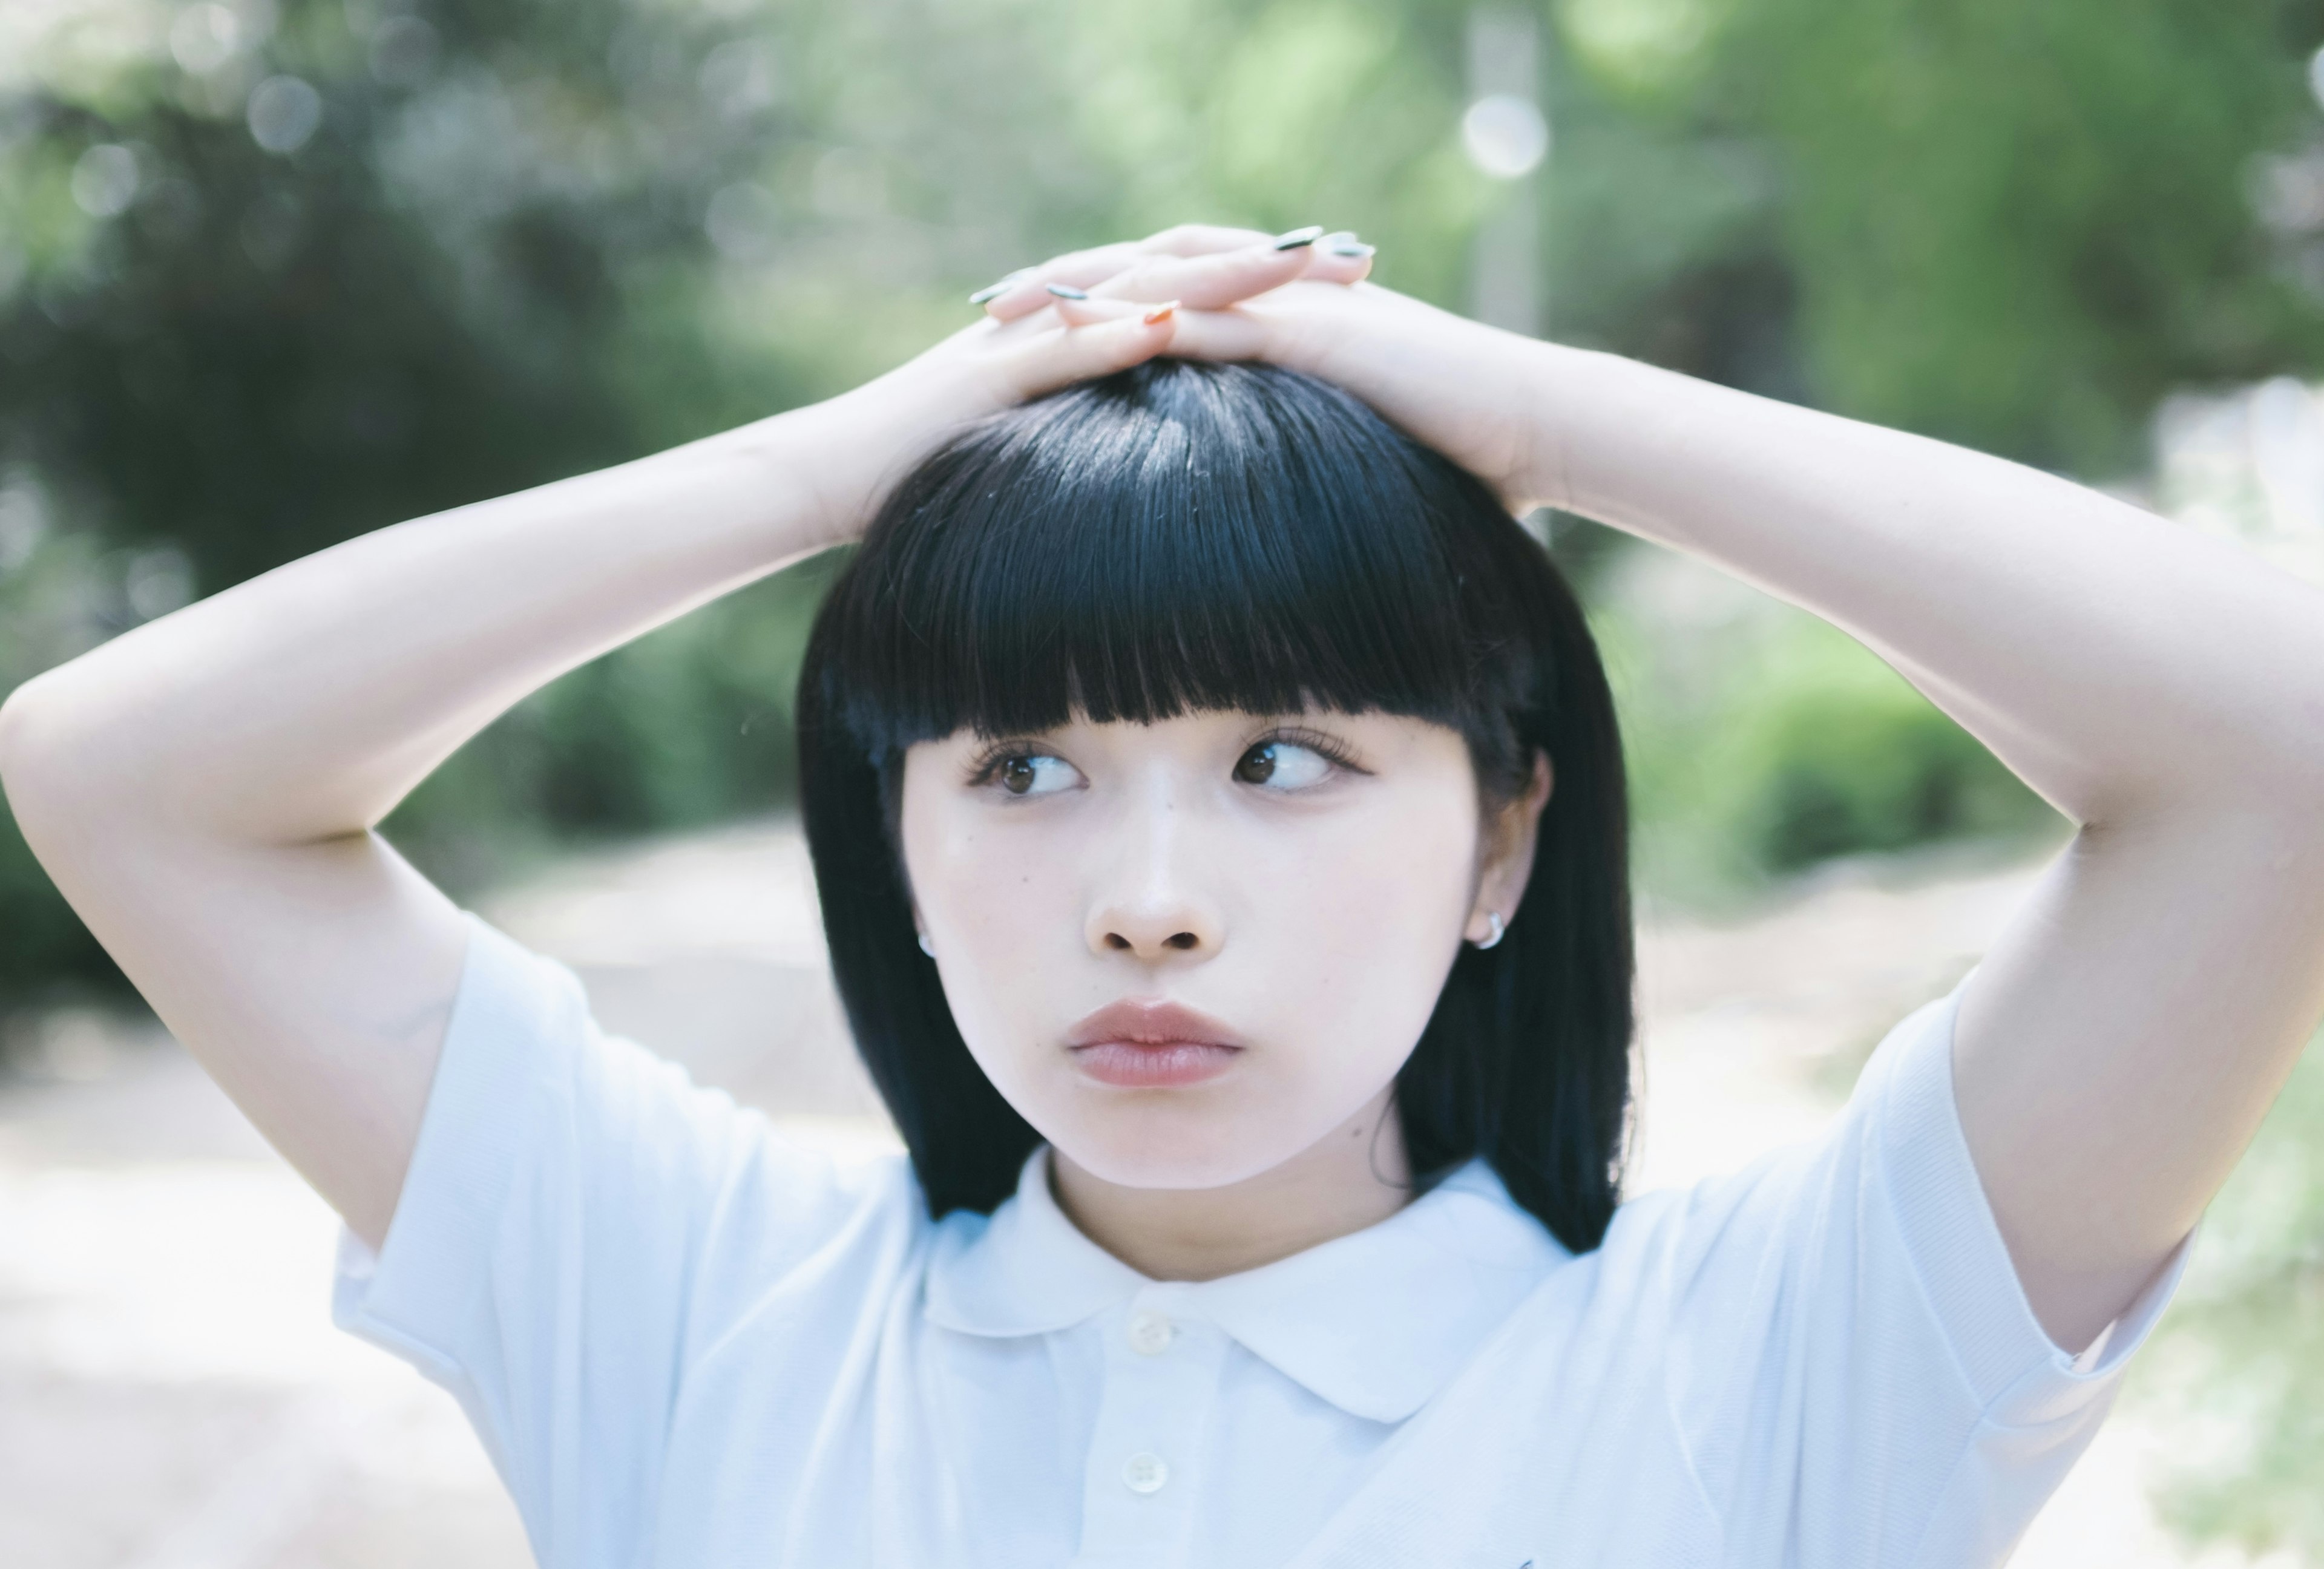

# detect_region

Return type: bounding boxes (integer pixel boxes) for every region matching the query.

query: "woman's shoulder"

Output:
[1566,991,1956,1311]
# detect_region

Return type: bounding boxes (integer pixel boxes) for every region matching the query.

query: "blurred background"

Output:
[2,0,2323,1563]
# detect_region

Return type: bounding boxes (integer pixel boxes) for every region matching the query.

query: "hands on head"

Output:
[977,222,1374,325]
[904,223,1374,403]
[839,222,1551,534]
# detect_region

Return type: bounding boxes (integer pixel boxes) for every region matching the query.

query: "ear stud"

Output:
[917,931,937,957]
[1475,911,1506,949]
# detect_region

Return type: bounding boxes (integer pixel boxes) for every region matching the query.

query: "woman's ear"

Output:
[1466,751,1554,945]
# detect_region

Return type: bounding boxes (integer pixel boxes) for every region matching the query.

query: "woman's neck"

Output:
[1047,1087,1414,1282]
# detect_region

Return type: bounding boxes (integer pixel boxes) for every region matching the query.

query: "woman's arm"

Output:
[0,231,1328,1248]
[1019,257,2324,1350]
[1523,342,2324,1352]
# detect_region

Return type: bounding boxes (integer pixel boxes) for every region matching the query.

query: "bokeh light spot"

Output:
[1462,94,1549,179]
[247,76,323,156]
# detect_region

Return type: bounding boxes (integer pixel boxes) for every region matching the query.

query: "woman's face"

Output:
[898,710,1533,1190]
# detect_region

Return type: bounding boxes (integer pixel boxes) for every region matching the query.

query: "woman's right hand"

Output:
[799,225,1377,541]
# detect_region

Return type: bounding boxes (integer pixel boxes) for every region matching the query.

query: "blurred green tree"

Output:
[5,0,2324,1009]
[1,0,843,1003]
[1711,0,2324,474]
[2136,1031,2324,1562]
[5,4,2324,1545]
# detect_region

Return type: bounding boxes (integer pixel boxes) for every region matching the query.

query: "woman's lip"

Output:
[1065,999,1247,1088]
[1069,1041,1244,1088]
[1065,998,1246,1050]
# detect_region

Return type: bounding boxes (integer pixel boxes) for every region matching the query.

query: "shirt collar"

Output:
[922,1144,1571,1423]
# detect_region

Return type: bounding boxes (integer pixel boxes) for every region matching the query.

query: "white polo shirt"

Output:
[335,914,2187,1568]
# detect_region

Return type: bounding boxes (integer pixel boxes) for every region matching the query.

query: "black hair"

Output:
[798,358,1635,1254]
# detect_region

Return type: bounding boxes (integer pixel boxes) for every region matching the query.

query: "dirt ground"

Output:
[0,819,2256,1567]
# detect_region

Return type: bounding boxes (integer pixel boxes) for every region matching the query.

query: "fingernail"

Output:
[970,268,1037,304]
[1045,283,1089,300]
[1142,300,1179,325]
[1329,241,1374,258]
[1272,225,1325,250]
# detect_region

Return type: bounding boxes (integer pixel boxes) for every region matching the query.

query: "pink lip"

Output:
[1066,1000,1247,1087]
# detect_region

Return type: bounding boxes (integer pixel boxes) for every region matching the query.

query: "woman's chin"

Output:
[1046,1105,1305,1193]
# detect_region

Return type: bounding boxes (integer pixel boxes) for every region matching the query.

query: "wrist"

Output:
[753,371,985,551]
[1509,342,1647,517]
[1503,339,1591,514]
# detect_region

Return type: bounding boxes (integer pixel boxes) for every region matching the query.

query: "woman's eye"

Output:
[992,753,1082,797]
[1234,741,1336,791]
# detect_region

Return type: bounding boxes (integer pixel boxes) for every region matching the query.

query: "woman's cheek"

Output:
[1251,807,1477,1063]
[921,826,1087,1079]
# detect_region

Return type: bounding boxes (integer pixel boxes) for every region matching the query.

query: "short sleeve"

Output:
[1649,977,2193,1567]
[332,912,920,1567]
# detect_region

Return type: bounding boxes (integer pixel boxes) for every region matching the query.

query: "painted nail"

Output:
[1141,300,1180,325]
[1046,282,1089,300]
[968,267,1038,304]
[1329,241,1375,258]
[1273,225,1325,250]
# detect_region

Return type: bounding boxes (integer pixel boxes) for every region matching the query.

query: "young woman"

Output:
[4,223,2322,1567]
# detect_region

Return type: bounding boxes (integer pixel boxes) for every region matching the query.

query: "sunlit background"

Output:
[2,1,2322,1564]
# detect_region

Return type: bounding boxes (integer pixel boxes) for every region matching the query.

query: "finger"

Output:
[977,244,1148,320]
[1300,231,1376,286]
[1137,281,1381,372]
[974,223,1292,320]
[1088,244,1312,311]
[1048,292,1180,329]
[1002,309,1178,398]
[1131,222,1276,258]
[1135,304,1275,365]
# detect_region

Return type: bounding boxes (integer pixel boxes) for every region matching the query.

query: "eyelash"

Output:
[1250,726,1366,776]
[963,727,1368,788]
[964,738,1049,788]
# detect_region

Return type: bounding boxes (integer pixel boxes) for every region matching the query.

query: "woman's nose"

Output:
[1085,798,1226,961]
[1091,905,1218,959]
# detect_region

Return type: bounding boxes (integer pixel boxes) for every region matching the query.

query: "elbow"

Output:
[0,674,54,799]
[1,674,65,831]
[0,670,107,853]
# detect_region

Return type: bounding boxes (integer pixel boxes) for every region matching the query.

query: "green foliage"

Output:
[5,8,2324,1545]
[2140,1033,2324,1561]
[1711,0,2324,474]
[0,514,133,1005]
[4,0,2324,1018]
[1597,552,2059,903]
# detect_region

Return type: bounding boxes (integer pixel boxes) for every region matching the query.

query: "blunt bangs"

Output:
[815,360,1537,787]
[799,359,1635,1254]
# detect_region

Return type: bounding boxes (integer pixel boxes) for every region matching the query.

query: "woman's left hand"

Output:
[982,226,1558,511]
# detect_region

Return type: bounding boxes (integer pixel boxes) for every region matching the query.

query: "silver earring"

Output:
[917,931,936,957]
[1475,911,1506,949]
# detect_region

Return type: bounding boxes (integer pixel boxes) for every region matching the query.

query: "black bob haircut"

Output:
[798,358,1635,1254]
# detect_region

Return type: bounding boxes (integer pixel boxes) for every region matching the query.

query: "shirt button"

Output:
[1121,1452,1170,1495]
[1127,1310,1174,1355]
